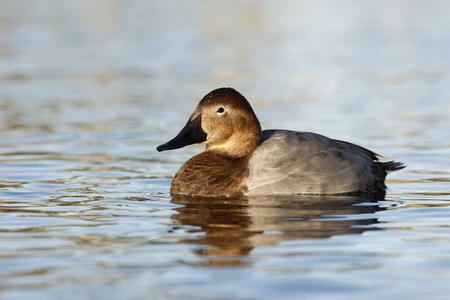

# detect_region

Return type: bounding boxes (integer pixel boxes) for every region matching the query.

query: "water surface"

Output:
[1,1,450,299]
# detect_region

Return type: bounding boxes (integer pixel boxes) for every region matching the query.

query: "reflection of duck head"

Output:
[171,195,253,266]
[171,194,385,266]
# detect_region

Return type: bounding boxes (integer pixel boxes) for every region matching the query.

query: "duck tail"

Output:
[370,160,405,193]
[381,161,406,173]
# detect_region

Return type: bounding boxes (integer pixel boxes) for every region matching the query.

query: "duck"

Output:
[157,87,404,197]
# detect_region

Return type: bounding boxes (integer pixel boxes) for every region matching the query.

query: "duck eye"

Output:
[216,107,225,114]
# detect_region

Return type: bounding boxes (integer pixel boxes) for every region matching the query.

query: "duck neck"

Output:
[206,132,261,159]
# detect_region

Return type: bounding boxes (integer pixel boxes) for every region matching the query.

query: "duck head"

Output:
[157,88,262,158]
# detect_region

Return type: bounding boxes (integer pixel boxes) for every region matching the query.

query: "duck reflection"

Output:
[171,194,384,266]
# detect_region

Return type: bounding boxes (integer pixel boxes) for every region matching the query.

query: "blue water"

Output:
[1,1,450,299]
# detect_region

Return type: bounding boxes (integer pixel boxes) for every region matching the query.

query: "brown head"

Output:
[157,88,262,158]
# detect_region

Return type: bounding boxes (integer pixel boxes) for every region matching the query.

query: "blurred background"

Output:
[1,1,450,299]
[1,0,449,144]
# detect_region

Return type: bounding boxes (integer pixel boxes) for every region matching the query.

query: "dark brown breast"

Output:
[170,151,251,197]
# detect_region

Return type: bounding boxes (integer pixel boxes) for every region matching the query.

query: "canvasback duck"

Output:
[157,88,404,197]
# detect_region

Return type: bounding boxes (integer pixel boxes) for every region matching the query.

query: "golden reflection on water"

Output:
[172,195,383,266]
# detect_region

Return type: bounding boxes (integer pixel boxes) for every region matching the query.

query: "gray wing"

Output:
[245,130,378,195]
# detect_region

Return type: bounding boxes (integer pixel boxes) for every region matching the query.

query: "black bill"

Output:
[156,114,207,152]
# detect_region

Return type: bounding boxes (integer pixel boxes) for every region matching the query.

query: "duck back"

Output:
[244,130,402,196]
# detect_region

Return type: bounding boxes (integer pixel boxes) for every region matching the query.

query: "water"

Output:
[1,0,450,299]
